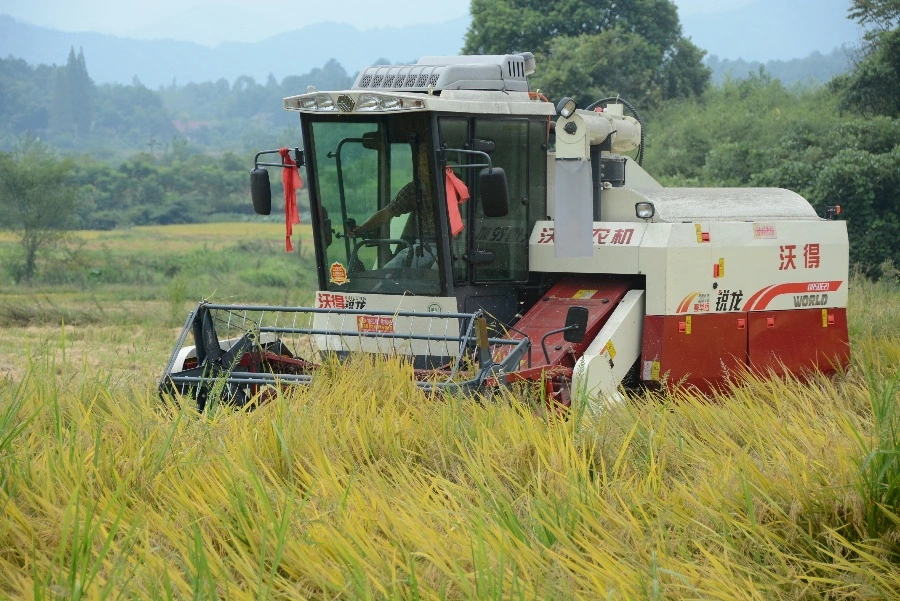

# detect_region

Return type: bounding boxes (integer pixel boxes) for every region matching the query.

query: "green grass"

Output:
[0,223,318,317]
[0,225,898,599]
[0,222,319,387]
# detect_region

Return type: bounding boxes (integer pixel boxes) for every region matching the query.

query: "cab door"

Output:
[472,118,530,283]
[438,116,547,326]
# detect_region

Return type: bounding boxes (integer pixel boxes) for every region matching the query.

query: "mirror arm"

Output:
[540,324,579,365]
[441,148,493,171]
[254,147,303,168]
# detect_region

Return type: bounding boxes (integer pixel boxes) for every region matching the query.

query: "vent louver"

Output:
[351,54,533,93]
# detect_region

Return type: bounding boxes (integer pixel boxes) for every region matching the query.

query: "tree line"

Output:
[0,52,354,156]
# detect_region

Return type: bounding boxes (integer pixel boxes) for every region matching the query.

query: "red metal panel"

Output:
[511,277,633,371]
[641,313,748,392]
[748,308,849,376]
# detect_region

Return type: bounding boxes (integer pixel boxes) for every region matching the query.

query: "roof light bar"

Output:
[286,93,425,113]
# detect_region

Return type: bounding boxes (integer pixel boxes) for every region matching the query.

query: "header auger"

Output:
[160,52,850,411]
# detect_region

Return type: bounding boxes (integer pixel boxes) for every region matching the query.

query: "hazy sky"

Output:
[0,0,755,44]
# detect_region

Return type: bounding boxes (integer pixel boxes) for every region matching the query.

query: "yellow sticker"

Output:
[651,360,660,381]
[695,223,703,243]
[573,289,597,299]
[822,308,828,328]
[329,262,349,285]
[605,340,617,359]
[718,258,725,278]
[686,315,692,335]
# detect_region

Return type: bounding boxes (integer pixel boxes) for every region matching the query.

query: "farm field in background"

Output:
[0,222,318,383]
[0,223,899,599]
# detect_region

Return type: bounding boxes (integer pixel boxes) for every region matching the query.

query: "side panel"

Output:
[510,277,634,371]
[748,308,850,376]
[529,220,647,274]
[710,220,849,313]
[641,313,748,392]
[573,290,645,406]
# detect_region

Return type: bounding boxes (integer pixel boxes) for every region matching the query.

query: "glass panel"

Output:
[438,117,470,284]
[473,119,529,282]
[309,115,441,295]
[528,118,548,230]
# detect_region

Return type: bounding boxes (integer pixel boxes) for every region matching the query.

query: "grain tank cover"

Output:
[627,187,820,222]
[352,53,534,93]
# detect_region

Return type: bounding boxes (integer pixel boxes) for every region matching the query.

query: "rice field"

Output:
[0,225,898,599]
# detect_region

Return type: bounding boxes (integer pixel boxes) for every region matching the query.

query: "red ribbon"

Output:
[444,166,469,237]
[280,148,302,252]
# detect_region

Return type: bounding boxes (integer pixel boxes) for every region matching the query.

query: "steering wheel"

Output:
[409,240,438,268]
[349,239,413,272]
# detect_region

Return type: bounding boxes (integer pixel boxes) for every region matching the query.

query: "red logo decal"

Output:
[744,281,843,310]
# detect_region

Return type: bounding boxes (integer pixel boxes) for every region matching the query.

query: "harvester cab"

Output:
[161,52,850,411]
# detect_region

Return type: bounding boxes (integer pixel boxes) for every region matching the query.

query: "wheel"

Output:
[349,238,413,271]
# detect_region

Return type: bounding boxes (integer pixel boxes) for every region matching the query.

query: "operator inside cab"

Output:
[347,142,437,269]
[308,111,444,295]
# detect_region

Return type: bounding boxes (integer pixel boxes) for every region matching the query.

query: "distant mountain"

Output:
[705,48,853,86]
[1,2,866,89]
[0,14,470,88]
[680,0,862,62]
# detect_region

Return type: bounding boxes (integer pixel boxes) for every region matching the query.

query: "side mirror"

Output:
[250,168,272,215]
[563,306,589,343]
[361,131,382,151]
[479,167,509,218]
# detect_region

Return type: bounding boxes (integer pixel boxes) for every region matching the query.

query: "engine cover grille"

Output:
[352,54,532,93]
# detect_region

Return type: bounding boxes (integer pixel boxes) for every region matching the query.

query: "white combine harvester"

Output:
[160,53,849,410]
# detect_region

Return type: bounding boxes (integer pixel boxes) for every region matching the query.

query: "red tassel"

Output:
[279,148,302,252]
[444,166,469,237]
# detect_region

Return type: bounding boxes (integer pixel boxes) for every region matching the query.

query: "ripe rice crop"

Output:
[0,334,898,599]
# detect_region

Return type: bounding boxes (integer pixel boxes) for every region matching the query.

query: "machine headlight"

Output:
[314,94,335,111]
[298,94,335,111]
[556,96,577,118]
[355,94,425,111]
[635,202,655,220]
[380,96,401,110]
[356,94,382,110]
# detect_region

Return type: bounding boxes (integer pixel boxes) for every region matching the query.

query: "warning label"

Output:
[573,289,597,299]
[753,223,777,239]
[357,315,394,334]
[604,340,617,359]
[643,360,661,381]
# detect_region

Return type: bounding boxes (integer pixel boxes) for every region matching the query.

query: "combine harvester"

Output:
[160,53,849,411]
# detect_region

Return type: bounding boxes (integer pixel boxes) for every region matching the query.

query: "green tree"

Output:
[463,0,709,106]
[646,70,900,272]
[49,47,96,140]
[71,48,95,138]
[832,0,900,116]
[0,136,81,282]
[848,0,900,30]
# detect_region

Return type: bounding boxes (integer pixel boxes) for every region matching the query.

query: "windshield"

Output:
[307,114,442,295]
